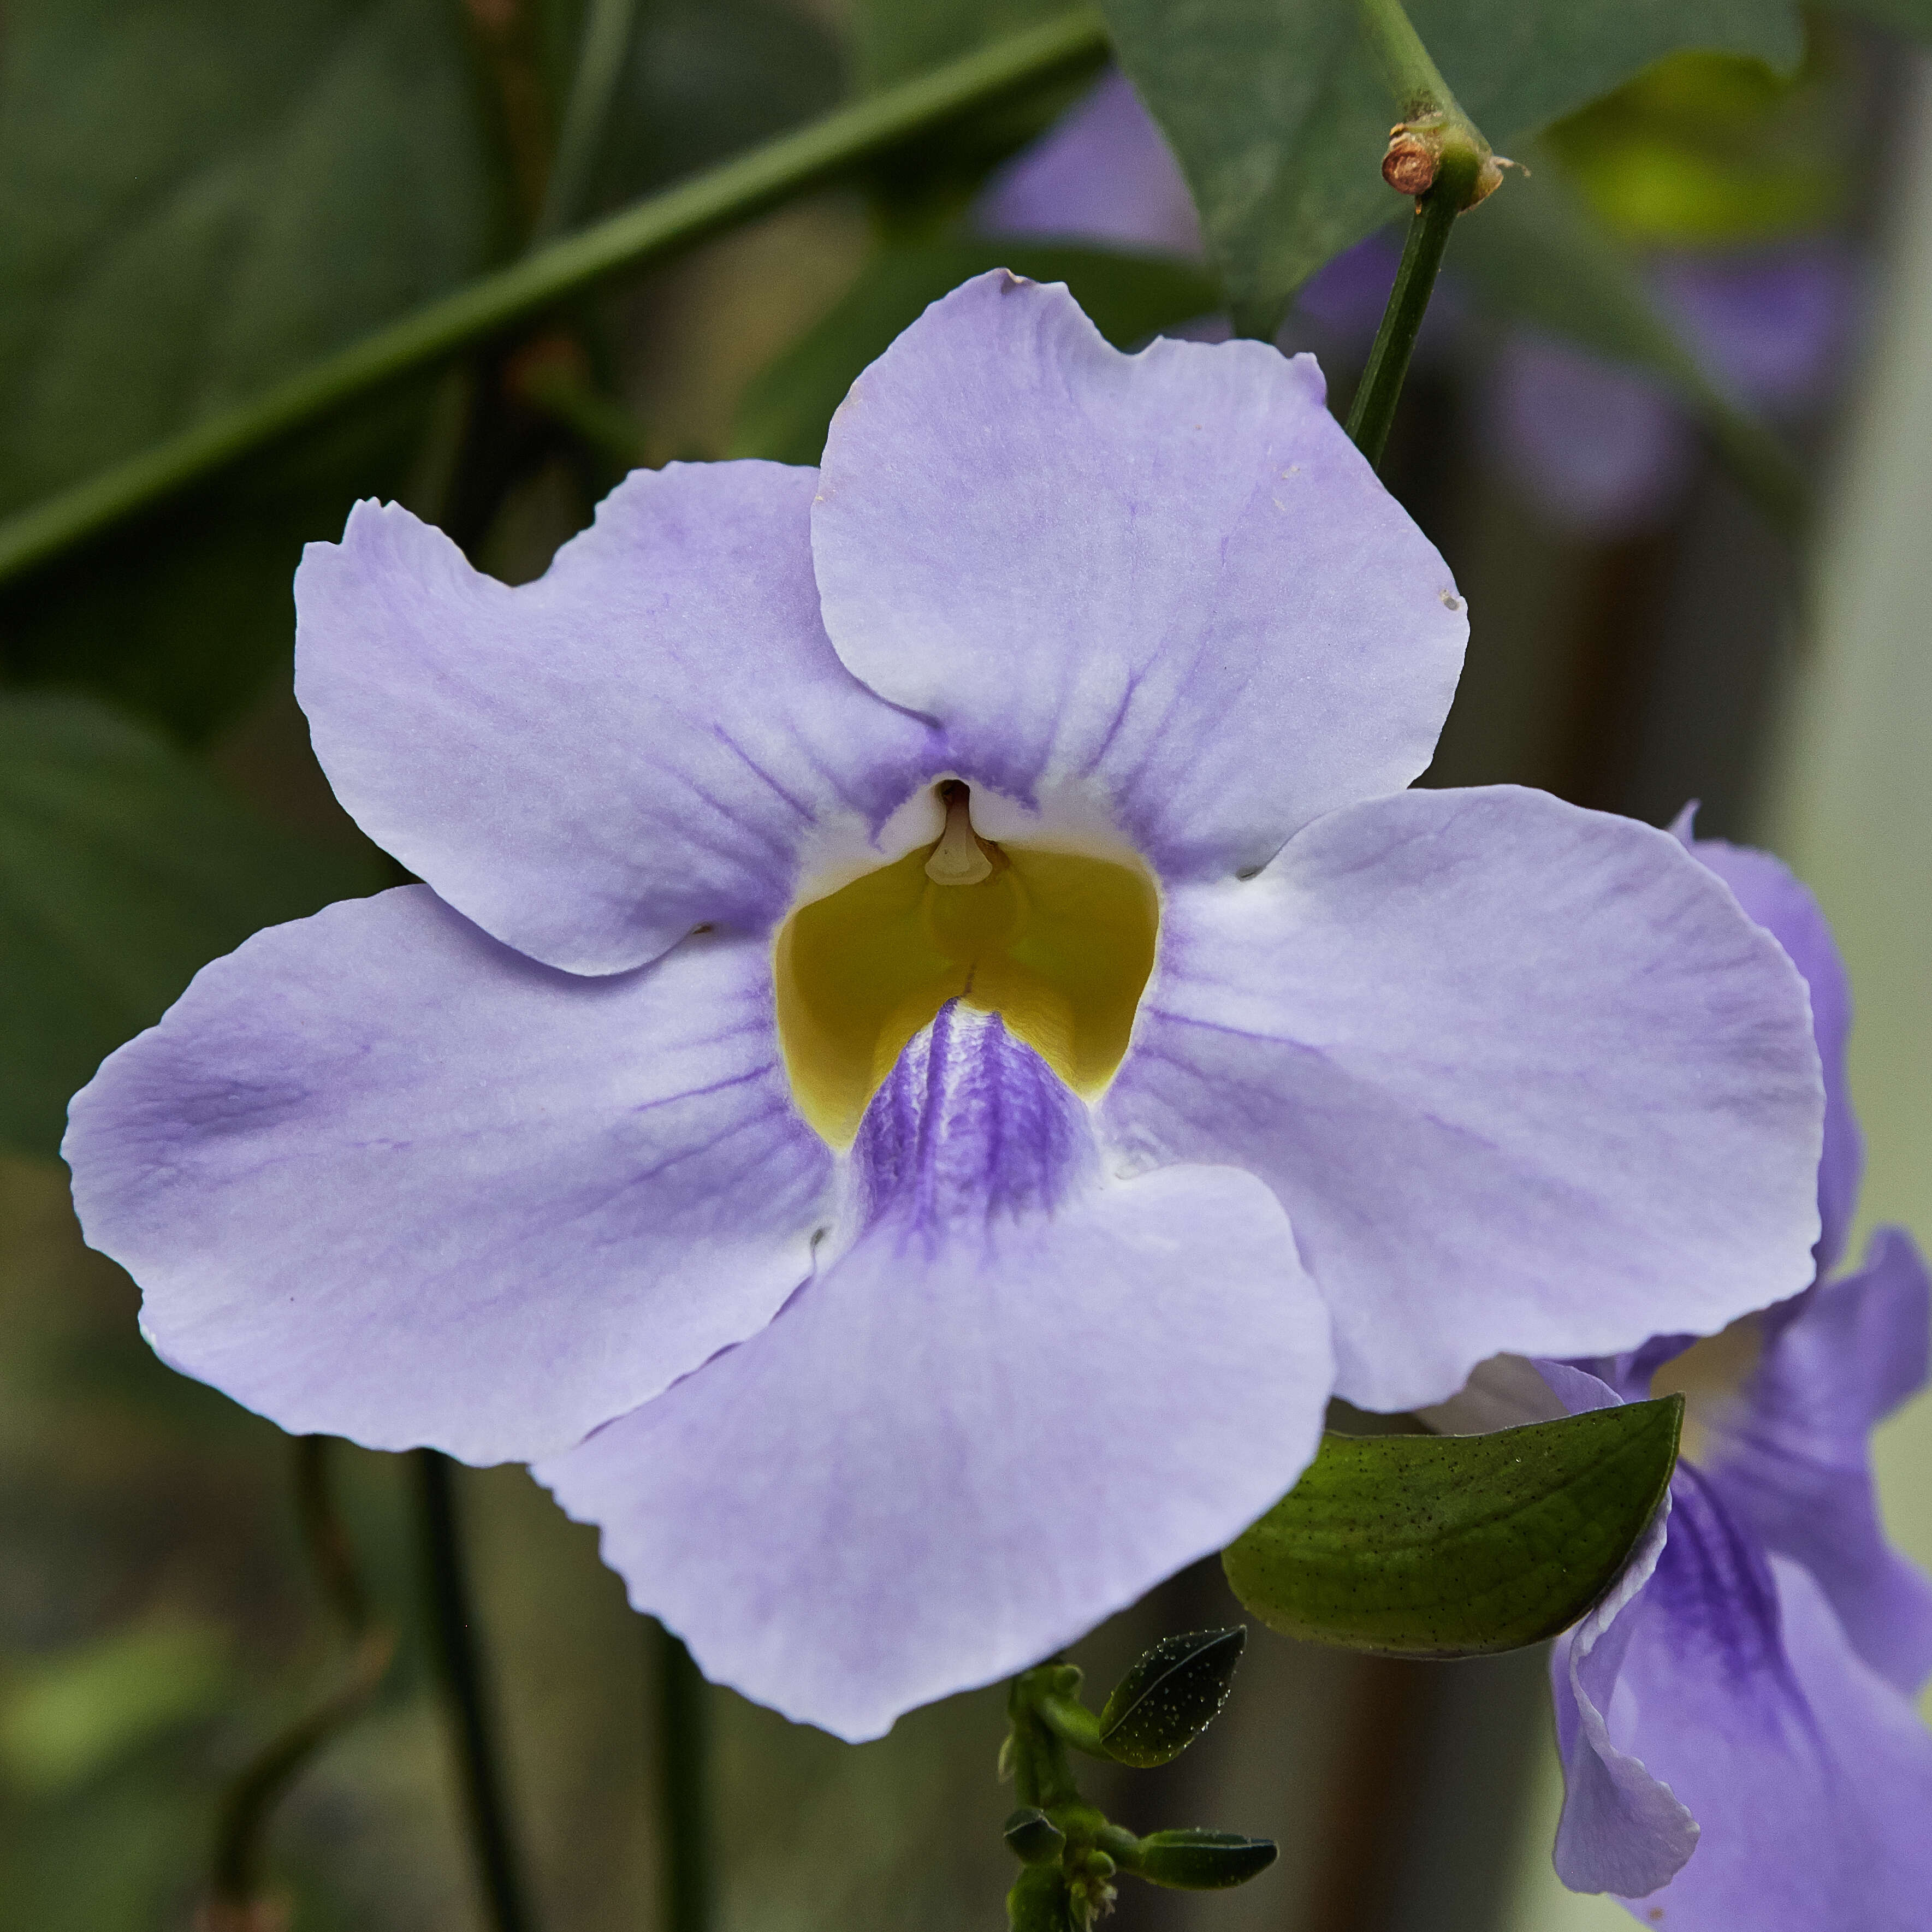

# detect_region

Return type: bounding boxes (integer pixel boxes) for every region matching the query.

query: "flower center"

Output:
[774,784,1159,1146]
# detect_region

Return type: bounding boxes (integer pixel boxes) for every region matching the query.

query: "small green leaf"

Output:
[1004,1806,1068,1866]
[1097,1627,1244,1768]
[729,240,1222,466]
[1131,1829,1278,1892]
[1222,1397,1682,1656]
[1098,0,1804,315]
[0,694,383,1158]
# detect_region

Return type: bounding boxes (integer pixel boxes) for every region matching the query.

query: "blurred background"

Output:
[2,1,1930,1928]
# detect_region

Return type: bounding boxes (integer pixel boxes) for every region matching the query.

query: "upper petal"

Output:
[1676,814,1863,1273]
[1101,785,1825,1412]
[1704,1228,1932,1697]
[541,1005,1333,1739]
[297,464,938,975]
[1554,1467,1932,1928]
[810,272,1467,881]
[64,886,833,1462]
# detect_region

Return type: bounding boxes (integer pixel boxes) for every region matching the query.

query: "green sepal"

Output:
[1096,1627,1244,1768]
[1003,1807,1066,1866]
[1006,1863,1078,1932]
[1223,1397,1682,1656]
[1130,1829,1279,1891]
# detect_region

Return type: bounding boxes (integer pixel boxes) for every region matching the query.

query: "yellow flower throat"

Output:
[774,784,1160,1146]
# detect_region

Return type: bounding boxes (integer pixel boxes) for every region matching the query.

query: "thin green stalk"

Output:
[657,1626,710,1932]
[1355,0,1465,122]
[536,0,641,241]
[0,9,1106,590]
[417,1449,535,1932]
[206,1437,396,1929]
[1344,158,1474,467]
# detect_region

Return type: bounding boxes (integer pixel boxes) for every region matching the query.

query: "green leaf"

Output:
[0,0,502,736]
[851,0,1072,90]
[584,0,847,217]
[1096,1628,1243,1769]
[1449,156,1806,526]
[0,694,383,1159]
[1222,1396,1683,1656]
[1098,0,1804,315]
[1130,1830,1278,1891]
[730,239,1220,465]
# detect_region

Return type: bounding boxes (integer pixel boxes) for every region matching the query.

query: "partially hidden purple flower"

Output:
[1537,813,1932,1923]
[63,275,1824,1740]
[980,71,1857,536]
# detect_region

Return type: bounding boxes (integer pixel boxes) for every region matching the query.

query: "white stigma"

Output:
[924,787,994,886]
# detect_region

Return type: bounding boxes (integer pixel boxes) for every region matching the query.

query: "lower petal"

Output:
[64,887,833,1462]
[1103,785,1824,1413]
[541,1009,1332,1740]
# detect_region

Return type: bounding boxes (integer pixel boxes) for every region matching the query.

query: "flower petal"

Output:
[1101,785,1824,1412]
[296,464,937,975]
[541,1005,1332,1740]
[1554,1468,1932,1925]
[1675,813,1863,1273]
[810,272,1467,882]
[1705,1228,1932,1697]
[64,887,832,1462]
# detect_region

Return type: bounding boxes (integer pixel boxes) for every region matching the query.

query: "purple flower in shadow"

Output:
[1486,813,1932,1923]
[63,278,1823,1741]
[980,70,1857,535]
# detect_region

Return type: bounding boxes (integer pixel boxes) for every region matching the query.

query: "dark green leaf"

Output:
[0,695,383,1158]
[1222,1397,1682,1656]
[1099,0,1804,313]
[1003,1806,1068,1865]
[585,0,847,216]
[1131,1830,1278,1892]
[0,0,502,736]
[1096,1628,1243,1768]
[730,240,1221,465]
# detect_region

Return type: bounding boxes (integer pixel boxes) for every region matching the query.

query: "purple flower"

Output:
[1538,816,1932,1922]
[63,275,1823,1740]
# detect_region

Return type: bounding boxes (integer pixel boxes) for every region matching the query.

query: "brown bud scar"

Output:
[1382,132,1439,197]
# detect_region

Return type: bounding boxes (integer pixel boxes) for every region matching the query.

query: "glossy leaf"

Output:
[1096,1628,1243,1769]
[729,240,1220,465]
[1131,1830,1278,1892]
[1222,1396,1683,1656]
[1098,0,1804,315]
[0,0,502,737]
[0,695,382,1158]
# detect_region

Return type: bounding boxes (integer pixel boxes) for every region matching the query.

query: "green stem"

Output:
[535,0,642,241]
[416,1449,535,1932]
[657,1626,711,1932]
[0,9,1106,590]
[206,1437,396,1924]
[1354,0,1464,122]
[1344,159,1472,468]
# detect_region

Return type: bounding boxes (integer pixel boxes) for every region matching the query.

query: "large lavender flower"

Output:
[1525,822,1932,1923]
[63,275,1822,1740]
